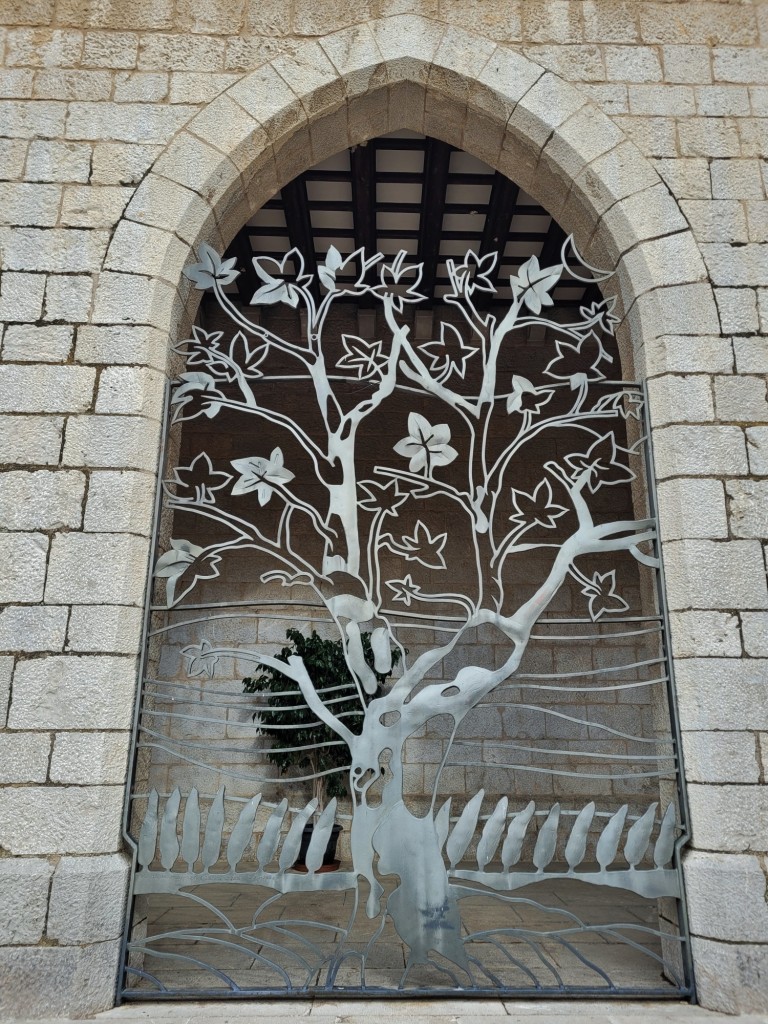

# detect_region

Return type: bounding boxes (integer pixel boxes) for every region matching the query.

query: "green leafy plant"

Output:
[243,629,401,810]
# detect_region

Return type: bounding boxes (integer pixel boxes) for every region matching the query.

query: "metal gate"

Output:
[120,237,692,1000]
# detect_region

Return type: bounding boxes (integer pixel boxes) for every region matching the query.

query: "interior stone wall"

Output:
[0,2,766,1017]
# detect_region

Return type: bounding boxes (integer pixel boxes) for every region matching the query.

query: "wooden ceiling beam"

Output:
[417,138,452,303]
[351,142,377,255]
[281,176,320,302]
[228,225,257,306]
[477,172,519,304]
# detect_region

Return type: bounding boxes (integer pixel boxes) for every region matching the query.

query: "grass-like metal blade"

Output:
[654,802,677,868]
[501,800,535,870]
[477,796,508,871]
[564,801,595,871]
[181,788,200,871]
[256,797,288,870]
[447,789,484,870]
[624,802,657,868]
[227,793,262,871]
[201,787,225,870]
[305,798,337,874]
[159,788,181,870]
[137,789,159,868]
[596,803,628,869]
[533,802,560,871]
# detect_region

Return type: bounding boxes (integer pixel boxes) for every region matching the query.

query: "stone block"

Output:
[604,45,660,82]
[0,414,63,466]
[657,477,728,541]
[0,469,84,530]
[95,366,164,419]
[5,27,82,67]
[82,30,138,68]
[84,470,156,533]
[629,283,721,345]
[0,532,47,603]
[742,612,768,657]
[691,936,768,1016]
[678,118,741,159]
[91,270,176,327]
[682,732,759,785]
[681,200,748,244]
[652,157,711,199]
[91,141,163,185]
[66,100,195,144]
[0,139,27,179]
[715,375,768,422]
[646,374,714,427]
[33,68,112,101]
[644,335,733,377]
[0,859,53,945]
[75,324,167,371]
[747,200,768,243]
[48,853,129,943]
[45,532,150,605]
[0,731,50,784]
[63,414,161,471]
[661,45,712,84]
[114,70,169,103]
[629,84,694,116]
[60,184,132,228]
[0,270,46,323]
[50,731,131,784]
[746,428,768,475]
[727,480,768,539]
[0,785,124,855]
[43,274,93,322]
[2,323,73,362]
[522,0,582,43]
[0,604,67,653]
[669,610,741,658]
[103,219,189,282]
[686,851,768,942]
[0,98,65,138]
[9,654,138,730]
[711,159,766,200]
[714,45,768,83]
[138,32,225,71]
[1,225,108,273]
[696,85,751,117]
[66,604,143,655]
[688,784,768,853]
[0,182,60,226]
[715,289,759,335]
[0,364,95,413]
[675,659,768,731]
[24,138,91,182]
[0,940,122,1019]
[653,424,748,479]
[664,539,768,611]
[126,174,213,247]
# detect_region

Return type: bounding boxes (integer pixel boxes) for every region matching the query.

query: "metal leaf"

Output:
[279,798,317,872]
[654,802,677,868]
[476,797,508,871]
[181,788,201,871]
[446,789,484,870]
[201,787,225,871]
[159,788,181,870]
[624,802,658,868]
[256,798,288,870]
[501,800,536,870]
[564,801,595,871]
[137,789,158,868]
[533,803,560,872]
[305,798,337,874]
[596,804,628,869]
[226,794,261,871]
[435,798,452,853]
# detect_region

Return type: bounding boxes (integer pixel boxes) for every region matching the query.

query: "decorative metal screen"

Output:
[120,237,692,1000]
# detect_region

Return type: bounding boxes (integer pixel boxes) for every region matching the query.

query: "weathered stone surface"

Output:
[0,786,124,855]
[9,654,137,730]
[2,323,73,362]
[0,732,51,783]
[682,731,760,784]
[0,657,12,728]
[657,478,727,541]
[0,532,48,604]
[0,470,85,531]
[727,480,768,539]
[688,784,768,853]
[50,731,131,784]
[0,364,95,413]
[0,859,54,945]
[669,610,741,658]
[653,425,748,478]
[691,937,768,1016]
[742,612,768,657]
[686,851,768,942]
[675,658,768,731]
[47,854,129,943]
[62,415,161,471]
[0,940,122,1018]
[747,427,768,476]
[66,604,143,655]
[0,604,67,653]
[83,470,156,535]
[45,532,150,605]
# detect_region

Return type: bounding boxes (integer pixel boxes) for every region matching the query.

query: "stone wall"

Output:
[0,1,767,1017]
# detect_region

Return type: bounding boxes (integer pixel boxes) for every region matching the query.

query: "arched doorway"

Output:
[120,133,691,999]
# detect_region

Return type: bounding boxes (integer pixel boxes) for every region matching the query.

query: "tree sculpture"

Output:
[151,237,666,983]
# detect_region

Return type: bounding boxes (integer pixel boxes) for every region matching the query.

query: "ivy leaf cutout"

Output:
[509,479,568,529]
[337,335,385,379]
[510,255,562,314]
[419,322,478,383]
[565,433,635,493]
[382,520,448,570]
[580,570,630,622]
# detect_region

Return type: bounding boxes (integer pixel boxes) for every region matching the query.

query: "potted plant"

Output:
[243,628,401,868]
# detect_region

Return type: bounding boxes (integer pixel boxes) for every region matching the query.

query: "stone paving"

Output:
[14,1000,768,1024]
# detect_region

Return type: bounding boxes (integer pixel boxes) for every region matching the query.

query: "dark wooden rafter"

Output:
[477,172,519,304]
[538,220,599,309]
[229,225,258,306]
[417,138,452,304]
[281,177,320,302]
[350,142,377,306]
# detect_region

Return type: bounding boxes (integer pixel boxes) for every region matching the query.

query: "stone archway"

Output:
[92,13,723,1009]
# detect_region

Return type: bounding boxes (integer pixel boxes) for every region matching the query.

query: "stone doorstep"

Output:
[10,1001,768,1023]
